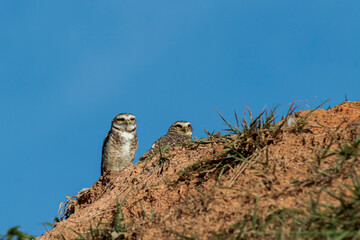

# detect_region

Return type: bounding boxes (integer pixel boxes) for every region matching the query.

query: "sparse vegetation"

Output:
[70,194,130,240]
[210,133,360,240]
[178,102,299,182]
[152,147,171,175]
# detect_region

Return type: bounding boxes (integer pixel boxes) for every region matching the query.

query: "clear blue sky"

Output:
[1,1,359,237]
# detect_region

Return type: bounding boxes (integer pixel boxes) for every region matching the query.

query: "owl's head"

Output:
[168,121,192,137]
[111,113,137,132]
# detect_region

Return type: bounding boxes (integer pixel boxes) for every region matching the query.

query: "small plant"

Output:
[152,144,171,175]
[290,99,329,133]
[301,132,360,190]
[164,229,196,240]
[42,216,60,232]
[71,193,130,240]
[0,226,35,240]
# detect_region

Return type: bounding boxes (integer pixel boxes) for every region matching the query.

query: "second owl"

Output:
[139,121,193,161]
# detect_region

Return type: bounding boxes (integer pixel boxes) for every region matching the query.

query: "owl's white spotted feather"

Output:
[101,113,138,175]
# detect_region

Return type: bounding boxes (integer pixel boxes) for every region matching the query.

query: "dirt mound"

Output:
[38,101,360,240]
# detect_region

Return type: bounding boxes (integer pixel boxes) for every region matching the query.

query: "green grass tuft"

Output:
[178,100,304,182]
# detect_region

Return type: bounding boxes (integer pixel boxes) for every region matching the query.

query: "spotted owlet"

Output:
[101,113,138,175]
[139,121,193,161]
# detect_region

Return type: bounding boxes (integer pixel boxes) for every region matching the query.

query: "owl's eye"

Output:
[118,118,125,121]
[175,125,181,129]
[130,117,135,121]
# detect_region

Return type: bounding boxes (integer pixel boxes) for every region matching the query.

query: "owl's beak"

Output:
[126,120,131,125]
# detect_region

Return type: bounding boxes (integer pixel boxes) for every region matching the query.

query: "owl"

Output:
[139,121,193,161]
[101,113,138,175]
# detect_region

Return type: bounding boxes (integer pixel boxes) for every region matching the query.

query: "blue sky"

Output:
[0,1,359,237]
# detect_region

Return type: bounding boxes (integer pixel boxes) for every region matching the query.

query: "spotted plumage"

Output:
[139,121,193,161]
[101,113,138,175]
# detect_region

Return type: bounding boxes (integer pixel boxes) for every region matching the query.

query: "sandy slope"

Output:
[38,101,360,240]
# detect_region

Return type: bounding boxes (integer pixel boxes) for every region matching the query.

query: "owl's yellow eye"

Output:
[175,125,181,129]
